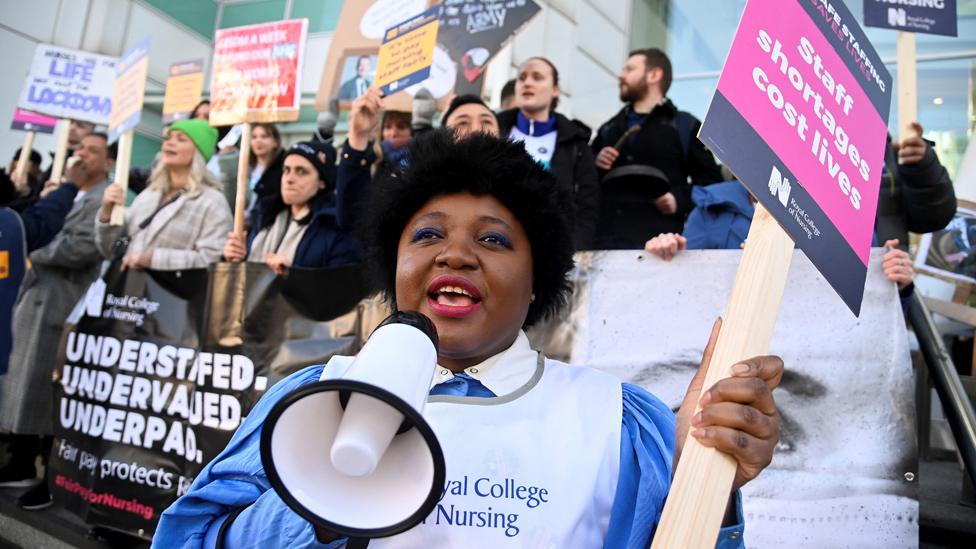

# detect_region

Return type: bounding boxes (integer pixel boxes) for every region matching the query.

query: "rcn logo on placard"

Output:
[83,278,106,318]
[81,279,160,326]
[888,8,907,27]
[768,165,792,208]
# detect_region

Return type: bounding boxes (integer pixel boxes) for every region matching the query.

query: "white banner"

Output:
[531,249,917,547]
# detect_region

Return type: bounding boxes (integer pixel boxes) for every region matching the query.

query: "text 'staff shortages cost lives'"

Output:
[700,0,893,315]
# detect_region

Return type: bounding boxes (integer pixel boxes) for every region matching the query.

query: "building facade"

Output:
[1,0,973,181]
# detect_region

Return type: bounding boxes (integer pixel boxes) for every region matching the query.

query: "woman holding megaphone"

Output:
[155,130,781,548]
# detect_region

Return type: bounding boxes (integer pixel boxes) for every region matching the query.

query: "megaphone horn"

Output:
[260,311,446,541]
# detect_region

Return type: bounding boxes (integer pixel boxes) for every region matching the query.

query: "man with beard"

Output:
[591,48,723,249]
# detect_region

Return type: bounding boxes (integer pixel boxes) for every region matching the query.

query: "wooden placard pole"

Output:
[651,204,794,548]
[897,31,917,141]
[13,131,36,186]
[110,131,134,226]
[49,119,72,184]
[233,122,252,235]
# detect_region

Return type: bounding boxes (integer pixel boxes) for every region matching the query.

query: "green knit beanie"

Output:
[168,119,218,162]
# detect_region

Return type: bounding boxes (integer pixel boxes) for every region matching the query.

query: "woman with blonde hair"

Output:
[95,119,232,270]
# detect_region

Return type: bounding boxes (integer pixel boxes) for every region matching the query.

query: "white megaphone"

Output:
[261,311,445,543]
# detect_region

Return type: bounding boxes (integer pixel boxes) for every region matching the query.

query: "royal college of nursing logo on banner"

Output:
[888,8,907,27]
[83,278,107,319]
[82,278,160,327]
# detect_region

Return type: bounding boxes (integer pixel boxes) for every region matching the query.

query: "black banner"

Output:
[48,261,374,537]
[439,0,541,93]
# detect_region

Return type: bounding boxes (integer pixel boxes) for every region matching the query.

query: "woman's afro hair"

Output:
[363,128,575,327]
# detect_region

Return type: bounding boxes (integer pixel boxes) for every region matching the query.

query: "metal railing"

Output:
[907,296,976,489]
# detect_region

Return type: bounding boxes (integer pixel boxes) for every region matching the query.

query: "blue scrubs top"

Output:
[152,366,745,548]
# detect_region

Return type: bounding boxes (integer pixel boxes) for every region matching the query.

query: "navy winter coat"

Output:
[0,182,77,375]
[245,199,361,269]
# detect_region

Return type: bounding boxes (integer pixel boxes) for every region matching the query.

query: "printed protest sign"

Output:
[317,0,457,113]
[18,44,117,125]
[375,6,441,95]
[108,39,150,144]
[699,0,892,315]
[915,206,976,283]
[10,108,57,134]
[210,19,308,126]
[50,262,372,535]
[864,0,957,37]
[439,0,541,87]
[162,59,205,125]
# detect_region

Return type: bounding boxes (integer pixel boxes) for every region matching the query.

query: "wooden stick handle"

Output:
[651,204,794,548]
[14,131,36,186]
[233,122,252,235]
[50,119,72,184]
[110,131,134,226]
[897,32,917,141]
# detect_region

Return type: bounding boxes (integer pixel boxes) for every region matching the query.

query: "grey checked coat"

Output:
[94,185,232,270]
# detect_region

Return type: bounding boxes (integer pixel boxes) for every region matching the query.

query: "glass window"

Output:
[132,133,162,171]
[143,0,218,40]
[292,0,343,33]
[637,0,976,177]
[219,0,287,29]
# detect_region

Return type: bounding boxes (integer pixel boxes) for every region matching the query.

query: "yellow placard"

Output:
[162,60,205,123]
[374,11,439,93]
[108,41,150,140]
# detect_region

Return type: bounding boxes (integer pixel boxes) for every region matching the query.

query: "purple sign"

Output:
[864,0,957,37]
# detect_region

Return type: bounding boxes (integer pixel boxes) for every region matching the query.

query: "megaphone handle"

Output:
[347,537,370,548]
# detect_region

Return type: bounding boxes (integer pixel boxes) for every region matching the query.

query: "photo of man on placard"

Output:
[338,55,376,100]
[916,208,976,283]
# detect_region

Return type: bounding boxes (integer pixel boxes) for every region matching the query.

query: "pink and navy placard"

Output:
[10,108,57,134]
[699,0,892,315]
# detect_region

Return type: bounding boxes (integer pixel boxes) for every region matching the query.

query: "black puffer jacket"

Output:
[497,109,600,250]
[875,135,955,247]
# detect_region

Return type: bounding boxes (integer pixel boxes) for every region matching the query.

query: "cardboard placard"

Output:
[698,0,892,316]
[108,39,150,145]
[864,0,957,37]
[210,19,308,126]
[316,0,448,113]
[17,44,117,125]
[162,59,205,125]
[375,6,441,95]
[439,0,541,84]
[10,108,57,134]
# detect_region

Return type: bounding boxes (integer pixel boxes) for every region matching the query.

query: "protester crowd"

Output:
[0,47,956,529]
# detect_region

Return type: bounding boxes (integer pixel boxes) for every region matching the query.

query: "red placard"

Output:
[210,19,308,126]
